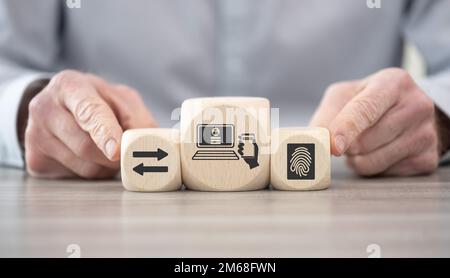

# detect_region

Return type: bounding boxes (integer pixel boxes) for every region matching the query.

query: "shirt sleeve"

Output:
[0,0,60,167]
[403,0,450,159]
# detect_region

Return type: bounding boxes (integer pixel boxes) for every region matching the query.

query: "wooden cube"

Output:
[271,128,331,191]
[121,128,182,192]
[180,97,271,191]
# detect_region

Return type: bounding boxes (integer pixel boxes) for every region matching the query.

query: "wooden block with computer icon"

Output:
[121,128,182,192]
[180,97,271,191]
[119,98,331,192]
[270,127,331,191]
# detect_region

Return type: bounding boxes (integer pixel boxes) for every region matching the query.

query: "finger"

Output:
[346,126,432,176]
[25,120,75,178]
[50,71,123,161]
[86,74,157,129]
[309,81,363,127]
[42,135,118,179]
[45,105,119,168]
[329,77,401,156]
[346,100,424,155]
[111,85,157,129]
[25,150,76,179]
[382,151,439,176]
[347,78,434,156]
[31,124,118,179]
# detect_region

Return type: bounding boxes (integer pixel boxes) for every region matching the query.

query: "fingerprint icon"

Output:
[290,147,312,177]
[287,144,315,180]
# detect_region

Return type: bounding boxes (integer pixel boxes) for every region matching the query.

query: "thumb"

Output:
[310,81,364,128]
[86,75,157,129]
[328,82,399,156]
[55,75,123,161]
[111,85,158,129]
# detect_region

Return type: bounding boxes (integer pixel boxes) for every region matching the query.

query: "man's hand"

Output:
[310,68,441,176]
[24,70,156,179]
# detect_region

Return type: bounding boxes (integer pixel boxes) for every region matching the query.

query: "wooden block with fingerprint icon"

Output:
[121,128,182,192]
[180,97,271,191]
[271,128,331,191]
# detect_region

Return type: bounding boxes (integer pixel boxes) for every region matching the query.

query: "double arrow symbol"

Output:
[133,148,168,175]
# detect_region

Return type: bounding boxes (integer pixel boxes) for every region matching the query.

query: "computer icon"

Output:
[192,124,239,160]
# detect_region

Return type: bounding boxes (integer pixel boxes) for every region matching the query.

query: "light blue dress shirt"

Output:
[1,0,450,168]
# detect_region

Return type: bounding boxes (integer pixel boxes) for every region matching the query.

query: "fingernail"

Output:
[334,135,347,155]
[105,139,117,159]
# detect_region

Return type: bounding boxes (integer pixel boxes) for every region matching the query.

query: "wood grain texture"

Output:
[180,97,271,191]
[1,159,450,257]
[271,128,330,190]
[121,128,181,192]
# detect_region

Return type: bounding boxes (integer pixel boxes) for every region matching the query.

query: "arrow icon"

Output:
[133,148,168,160]
[133,163,168,175]
[132,148,169,175]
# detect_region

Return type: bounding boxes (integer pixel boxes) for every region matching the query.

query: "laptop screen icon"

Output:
[197,124,234,148]
[192,124,239,160]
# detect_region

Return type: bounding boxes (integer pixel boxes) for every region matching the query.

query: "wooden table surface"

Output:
[1,158,449,258]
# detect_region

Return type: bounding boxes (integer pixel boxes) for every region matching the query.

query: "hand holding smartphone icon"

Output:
[238,133,259,169]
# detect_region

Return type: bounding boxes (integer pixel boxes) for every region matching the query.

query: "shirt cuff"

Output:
[0,73,50,168]
[417,78,450,163]
[417,77,450,117]
[441,152,450,164]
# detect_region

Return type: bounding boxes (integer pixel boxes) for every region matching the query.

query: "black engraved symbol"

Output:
[287,144,315,180]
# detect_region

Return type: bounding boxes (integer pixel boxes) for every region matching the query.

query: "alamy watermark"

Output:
[66,0,81,9]
[366,0,381,9]
[66,243,81,258]
[170,106,280,156]
[366,243,381,258]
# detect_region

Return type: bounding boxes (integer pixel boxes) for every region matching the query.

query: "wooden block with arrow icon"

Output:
[121,128,182,192]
